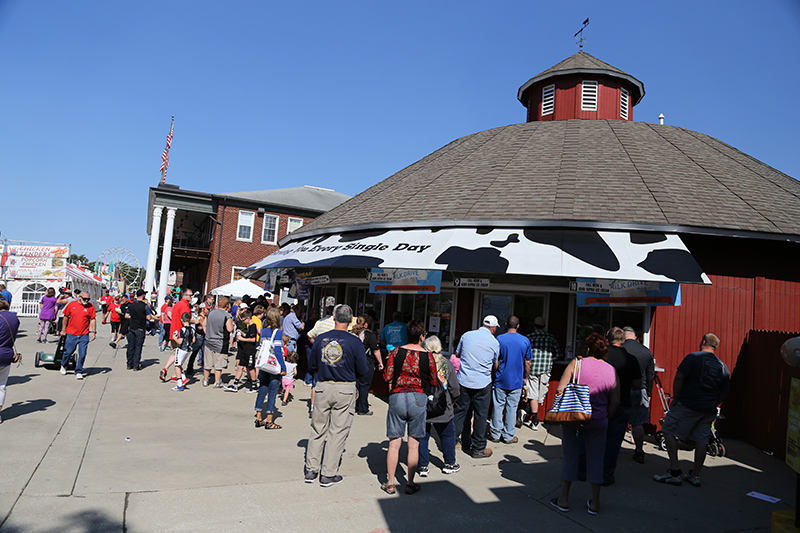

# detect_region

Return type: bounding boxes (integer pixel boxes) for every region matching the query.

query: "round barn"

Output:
[244,51,800,452]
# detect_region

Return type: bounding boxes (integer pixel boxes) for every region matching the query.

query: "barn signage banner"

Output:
[576,278,681,307]
[368,268,442,295]
[241,228,710,285]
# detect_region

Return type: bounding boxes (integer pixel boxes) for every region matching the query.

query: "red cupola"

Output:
[518,51,645,122]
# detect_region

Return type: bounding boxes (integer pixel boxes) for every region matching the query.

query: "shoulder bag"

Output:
[391,348,447,418]
[544,358,592,425]
[255,328,282,375]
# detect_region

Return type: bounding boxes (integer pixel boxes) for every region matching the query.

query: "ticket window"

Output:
[398,291,454,352]
[479,292,547,336]
[572,306,646,358]
[345,286,383,327]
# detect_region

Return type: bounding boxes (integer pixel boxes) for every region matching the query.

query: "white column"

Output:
[156,207,177,309]
[143,205,164,294]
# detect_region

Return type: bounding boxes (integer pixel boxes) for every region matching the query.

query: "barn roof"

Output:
[290,120,800,243]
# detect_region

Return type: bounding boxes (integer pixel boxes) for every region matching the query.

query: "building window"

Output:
[581,80,598,111]
[237,211,255,242]
[620,88,629,120]
[231,266,246,282]
[287,217,304,234]
[541,84,555,116]
[262,214,279,244]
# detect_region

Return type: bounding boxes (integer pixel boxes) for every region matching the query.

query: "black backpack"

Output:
[391,348,447,418]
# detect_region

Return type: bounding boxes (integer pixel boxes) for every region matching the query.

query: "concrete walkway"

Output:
[0,317,795,532]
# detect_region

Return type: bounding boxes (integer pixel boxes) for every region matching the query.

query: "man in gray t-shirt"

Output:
[203,297,234,388]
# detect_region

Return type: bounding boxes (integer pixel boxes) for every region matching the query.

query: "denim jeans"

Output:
[603,406,631,482]
[356,358,375,414]
[577,406,630,483]
[188,333,205,371]
[564,425,608,484]
[419,419,457,467]
[126,328,146,369]
[490,387,522,441]
[255,371,282,414]
[453,383,492,452]
[62,334,89,374]
[158,322,170,346]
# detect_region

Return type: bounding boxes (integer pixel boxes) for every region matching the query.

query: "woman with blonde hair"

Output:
[254,307,286,429]
[418,334,461,476]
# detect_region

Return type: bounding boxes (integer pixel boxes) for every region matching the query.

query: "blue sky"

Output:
[1,0,798,265]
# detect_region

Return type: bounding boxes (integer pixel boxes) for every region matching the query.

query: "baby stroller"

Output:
[653,373,726,457]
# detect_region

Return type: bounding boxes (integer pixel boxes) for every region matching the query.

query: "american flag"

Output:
[159,116,174,184]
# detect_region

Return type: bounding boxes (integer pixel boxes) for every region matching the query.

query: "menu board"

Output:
[0,244,69,280]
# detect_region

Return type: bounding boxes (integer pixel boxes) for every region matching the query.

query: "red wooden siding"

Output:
[525,74,635,122]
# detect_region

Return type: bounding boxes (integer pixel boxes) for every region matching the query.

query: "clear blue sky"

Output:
[1,0,798,265]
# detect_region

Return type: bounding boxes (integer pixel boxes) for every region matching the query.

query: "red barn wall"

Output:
[526,74,635,122]
[648,234,800,444]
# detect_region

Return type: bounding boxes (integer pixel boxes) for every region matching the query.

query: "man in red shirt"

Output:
[159,288,194,382]
[100,291,112,324]
[60,291,97,379]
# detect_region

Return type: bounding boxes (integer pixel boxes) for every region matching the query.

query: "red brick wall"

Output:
[205,204,315,292]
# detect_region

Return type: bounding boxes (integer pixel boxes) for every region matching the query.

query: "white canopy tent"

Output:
[210,278,272,299]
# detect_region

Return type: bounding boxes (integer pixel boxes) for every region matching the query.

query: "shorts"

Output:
[526,372,550,403]
[386,391,427,439]
[236,351,255,368]
[119,322,129,336]
[175,348,191,367]
[629,389,651,426]
[282,377,294,390]
[111,322,120,334]
[204,347,228,371]
[662,402,716,444]
[101,304,108,313]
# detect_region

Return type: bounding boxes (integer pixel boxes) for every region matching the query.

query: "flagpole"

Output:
[159,116,174,185]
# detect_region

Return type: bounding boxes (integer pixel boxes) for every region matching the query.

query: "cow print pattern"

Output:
[242,227,709,284]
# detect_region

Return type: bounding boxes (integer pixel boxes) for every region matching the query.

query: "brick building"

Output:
[143,184,349,306]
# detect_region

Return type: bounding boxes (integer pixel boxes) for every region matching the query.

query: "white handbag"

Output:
[255,328,282,375]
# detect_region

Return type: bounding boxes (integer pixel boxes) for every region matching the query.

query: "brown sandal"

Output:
[380,482,396,494]
[265,422,282,430]
[405,482,420,495]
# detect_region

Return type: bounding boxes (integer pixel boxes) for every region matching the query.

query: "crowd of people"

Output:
[0,285,733,515]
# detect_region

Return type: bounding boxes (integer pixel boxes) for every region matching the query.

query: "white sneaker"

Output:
[60,366,67,375]
[76,373,84,380]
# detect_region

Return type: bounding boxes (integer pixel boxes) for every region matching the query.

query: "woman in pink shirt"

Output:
[551,333,619,515]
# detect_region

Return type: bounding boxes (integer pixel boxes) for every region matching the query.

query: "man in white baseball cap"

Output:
[452,314,501,459]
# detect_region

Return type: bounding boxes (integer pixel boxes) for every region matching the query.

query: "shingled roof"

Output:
[291,120,800,243]
[517,51,645,105]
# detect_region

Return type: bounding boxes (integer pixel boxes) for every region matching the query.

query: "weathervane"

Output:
[574,18,589,50]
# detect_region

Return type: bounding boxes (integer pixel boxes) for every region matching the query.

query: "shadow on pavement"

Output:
[86,367,112,376]
[7,374,37,386]
[2,398,56,420]
[2,509,123,533]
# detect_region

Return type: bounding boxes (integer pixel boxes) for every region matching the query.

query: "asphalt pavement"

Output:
[0,317,795,532]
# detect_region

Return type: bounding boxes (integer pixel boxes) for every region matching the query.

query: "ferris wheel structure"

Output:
[96,248,142,291]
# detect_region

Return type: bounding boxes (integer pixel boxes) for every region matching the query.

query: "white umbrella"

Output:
[210,278,271,299]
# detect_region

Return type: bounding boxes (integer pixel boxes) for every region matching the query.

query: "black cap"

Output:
[136,289,147,297]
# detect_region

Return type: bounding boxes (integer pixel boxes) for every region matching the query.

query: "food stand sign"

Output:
[576,278,681,307]
[369,269,442,295]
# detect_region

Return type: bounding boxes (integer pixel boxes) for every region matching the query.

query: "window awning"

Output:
[241,227,711,284]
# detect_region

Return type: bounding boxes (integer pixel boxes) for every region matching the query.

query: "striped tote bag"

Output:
[544,358,592,425]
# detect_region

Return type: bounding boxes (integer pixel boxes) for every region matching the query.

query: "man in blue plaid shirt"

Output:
[525,316,561,429]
